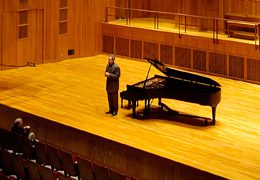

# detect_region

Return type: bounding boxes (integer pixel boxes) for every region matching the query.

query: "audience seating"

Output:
[0,128,13,151]
[0,128,5,148]
[93,163,110,180]
[59,148,78,177]
[34,140,49,166]
[0,172,9,180]
[77,156,94,180]
[110,168,127,180]
[38,165,55,180]
[0,171,16,180]
[46,144,63,171]
[0,148,13,176]
[10,153,26,179]
[17,135,34,160]
[0,127,133,180]
[27,160,41,180]
[56,172,73,180]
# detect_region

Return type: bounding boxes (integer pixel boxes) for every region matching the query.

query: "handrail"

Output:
[105,6,260,49]
[106,6,260,23]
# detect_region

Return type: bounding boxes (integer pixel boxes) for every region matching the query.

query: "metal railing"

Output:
[105,6,260,49]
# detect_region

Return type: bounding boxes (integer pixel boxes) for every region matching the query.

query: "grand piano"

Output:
[120,58,221,125]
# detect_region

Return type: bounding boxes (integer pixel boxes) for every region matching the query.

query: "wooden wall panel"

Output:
[229,55,244,79]
[69,0,116,58]
[83,0,97,55]
[4,0,18,11]
[34,9,44,64]
[150,1,178,13]
[198,0,219,17]
[129,0,150,18]
[103,35,114,54]
[115,0,128,18]
[129,0,150,10]
[57,36,69,60]
[209,52,227,75]
[1,11,17,70]
[69,0,85,58]
[193,49,206,71]
[247,0,260,17]
[44,0,59,62]
[150,0,220,17]
[143,41,158,60]
[160,44,172,65]
[115,37,129,56]
[175,47,191,68]
[247,58,260,81]
[30,0,44,9]
[16,9,44,66]
[130,39,142,59]
[224,0,246,16]
[116,0,128,8]
[17,40,29,66]
[0,0,116,68]
[0,0,3,70]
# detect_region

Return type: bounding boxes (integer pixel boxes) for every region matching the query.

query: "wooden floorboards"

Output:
[0,54,259,179]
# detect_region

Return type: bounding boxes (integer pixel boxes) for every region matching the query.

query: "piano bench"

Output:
[120,92,138,109]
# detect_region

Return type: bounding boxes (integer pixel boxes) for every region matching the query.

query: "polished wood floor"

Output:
[0,54,259,179]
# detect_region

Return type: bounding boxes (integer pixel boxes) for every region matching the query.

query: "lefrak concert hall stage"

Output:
[0,54,259,179]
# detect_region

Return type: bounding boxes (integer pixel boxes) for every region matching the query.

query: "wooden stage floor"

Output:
[0,54,259,179]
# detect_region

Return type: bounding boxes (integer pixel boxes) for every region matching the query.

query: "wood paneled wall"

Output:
[103,24,260,84]
[116,0,260,18]
[225,0,260,17]
[115,0,260,24]
[0,0,3,70]
[0,0,115,69]
[116,0,222,16]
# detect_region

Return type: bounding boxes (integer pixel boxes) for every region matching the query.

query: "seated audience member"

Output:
[11,117,30,136]
[28,132,38,143]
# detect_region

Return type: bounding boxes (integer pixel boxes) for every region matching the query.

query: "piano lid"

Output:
[144,58,221,87]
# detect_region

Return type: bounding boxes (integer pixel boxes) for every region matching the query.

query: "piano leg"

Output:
[121,98,123,108]
[128,100,131,109]
[158,98,162,106]
[132,100,137,117]
[144,99,151,115]
[212,106,216,125]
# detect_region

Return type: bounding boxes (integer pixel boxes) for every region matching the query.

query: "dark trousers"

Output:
[107,91,118,113]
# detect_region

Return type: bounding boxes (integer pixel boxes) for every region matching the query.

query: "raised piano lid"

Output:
[145,58,221,87]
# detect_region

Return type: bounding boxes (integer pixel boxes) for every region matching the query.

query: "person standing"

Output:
[105,54,120,116]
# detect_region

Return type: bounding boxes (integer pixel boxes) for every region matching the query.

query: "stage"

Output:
[0,54,259,179]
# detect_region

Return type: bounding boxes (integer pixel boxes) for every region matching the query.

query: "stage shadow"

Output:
[125,107,212,127]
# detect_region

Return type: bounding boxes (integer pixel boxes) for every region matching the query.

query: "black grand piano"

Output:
[120,58,221,125]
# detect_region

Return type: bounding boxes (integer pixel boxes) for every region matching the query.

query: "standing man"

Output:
[105,54,121,116]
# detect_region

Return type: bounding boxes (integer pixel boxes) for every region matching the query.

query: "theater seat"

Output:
[34,141,49,166]
[93,162,110,180]
[27,160,41,180]
[59,148,78,177]
[110,168,126,180]
[77,156,94,180]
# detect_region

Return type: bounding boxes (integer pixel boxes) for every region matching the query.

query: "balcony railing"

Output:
[105,6,260,50]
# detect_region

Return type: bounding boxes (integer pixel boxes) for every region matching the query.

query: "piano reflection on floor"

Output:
[120,58,221,125]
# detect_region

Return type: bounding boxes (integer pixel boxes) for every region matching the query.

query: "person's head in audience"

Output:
[11,117,30,136]
[28,132,35,141]
[14,117,23,128]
